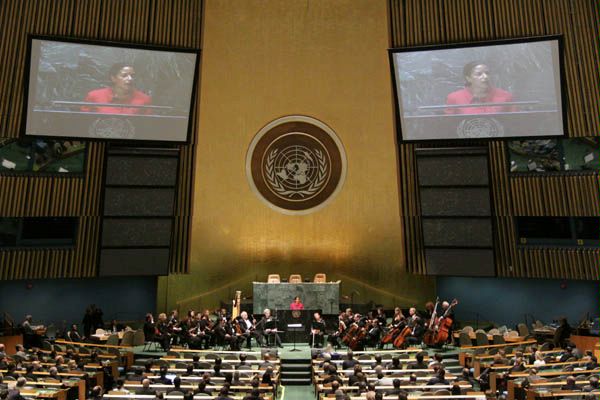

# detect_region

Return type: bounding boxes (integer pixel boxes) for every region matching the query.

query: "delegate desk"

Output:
[253,281,340,315]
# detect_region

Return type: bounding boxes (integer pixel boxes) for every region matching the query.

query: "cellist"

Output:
[327,311,347,349]
[405,307,425,346]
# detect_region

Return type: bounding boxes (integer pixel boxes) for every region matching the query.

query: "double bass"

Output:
[423,297,440,346]
[433,299,458,345]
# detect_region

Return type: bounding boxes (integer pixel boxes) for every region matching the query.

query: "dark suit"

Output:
[137,387,156,395]
[342,359,358,370]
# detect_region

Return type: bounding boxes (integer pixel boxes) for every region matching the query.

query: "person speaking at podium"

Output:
[81,63,152,115]
[445,61,515,115]
[290,296,304,310]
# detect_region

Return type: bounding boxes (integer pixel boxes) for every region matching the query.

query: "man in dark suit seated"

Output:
[561,376,582,391]
[153,367,172,385]
[166,377,183,394]
[215,386,234,400]
[426,368,450,385]
[242,388,262,400]
[583,376,599,392]
[342,350,358,370]
[407,352,428,369]
[137,379,156,395]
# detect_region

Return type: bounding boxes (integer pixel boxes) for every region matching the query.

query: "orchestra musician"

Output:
[310,312,326,348]
[237,311,265,349]
[188,311,213,350]
[327,311,347,349]
[440,301,455,321]
[213,317,242,350]
[167,310,182,345]
[257,308,283,348]
[404,307,425,346]
[155,313,172,351]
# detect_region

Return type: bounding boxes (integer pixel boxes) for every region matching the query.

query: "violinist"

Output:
[237,311,265,349]
[213,317,240,350]
[155,313,172,351]
[310,312,326,348]
[189,312,212,349]
[167,310,182,345]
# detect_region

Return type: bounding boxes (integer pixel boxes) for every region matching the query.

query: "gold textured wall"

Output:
[157,0,436,313]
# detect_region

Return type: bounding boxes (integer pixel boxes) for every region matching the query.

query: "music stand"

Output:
[287,323,303,352]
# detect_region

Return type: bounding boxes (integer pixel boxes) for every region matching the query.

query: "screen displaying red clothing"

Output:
[81,87,152,114]
[445,86,516,114]
[290,302,304,310]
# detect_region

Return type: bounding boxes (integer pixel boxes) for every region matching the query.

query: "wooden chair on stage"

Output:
[267,274,280,283]
[313,273,327,283]
[288,274,302,283]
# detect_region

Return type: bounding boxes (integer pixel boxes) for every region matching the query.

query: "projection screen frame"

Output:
[21,34,201,145]
[388,35,567,143]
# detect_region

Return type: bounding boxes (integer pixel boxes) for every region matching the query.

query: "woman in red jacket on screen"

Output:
[445,61,516,115]
[81,63,152,115]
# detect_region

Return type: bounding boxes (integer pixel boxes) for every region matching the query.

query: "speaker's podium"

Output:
[276,309,319,344]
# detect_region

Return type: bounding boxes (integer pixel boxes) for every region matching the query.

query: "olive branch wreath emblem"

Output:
[265,148,328,198]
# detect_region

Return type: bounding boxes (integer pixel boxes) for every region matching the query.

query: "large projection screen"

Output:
[24,37,199,143]
[389,36,566,142]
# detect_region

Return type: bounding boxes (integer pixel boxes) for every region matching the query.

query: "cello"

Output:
[392,324,412,349]
[342,323,359,346]
[381,308,405,344]
[433,299,458,345]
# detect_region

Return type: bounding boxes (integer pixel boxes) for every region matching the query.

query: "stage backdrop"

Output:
[156,0,435,313]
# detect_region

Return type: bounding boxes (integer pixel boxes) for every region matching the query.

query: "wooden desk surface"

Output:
[453,331,525,343]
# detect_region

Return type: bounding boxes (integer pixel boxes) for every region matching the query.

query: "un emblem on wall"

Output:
[246,116,347,215]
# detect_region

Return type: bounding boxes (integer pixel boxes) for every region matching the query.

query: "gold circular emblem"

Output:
[246,116,347,215]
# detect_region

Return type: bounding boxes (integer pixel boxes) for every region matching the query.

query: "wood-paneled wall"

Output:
[390,0,599,280]
[0,0,202,279]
